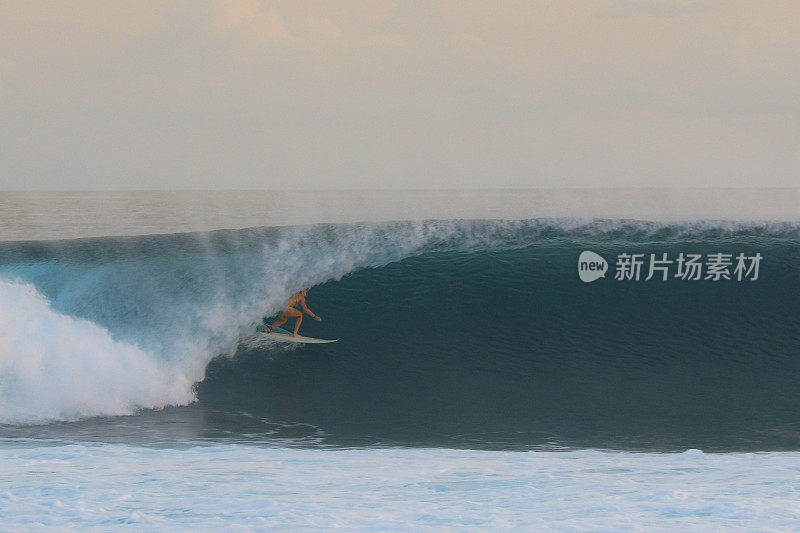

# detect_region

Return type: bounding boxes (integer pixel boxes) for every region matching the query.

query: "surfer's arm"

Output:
[300,300,322,321]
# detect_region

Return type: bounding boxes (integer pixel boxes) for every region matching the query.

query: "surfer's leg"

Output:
[289,309,303,336]
[268,310,292,332]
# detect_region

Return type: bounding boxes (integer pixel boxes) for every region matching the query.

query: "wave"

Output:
[1,218,800,449]
[0,220,460,423]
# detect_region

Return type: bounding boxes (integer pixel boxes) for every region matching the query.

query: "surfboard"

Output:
[260,326,338,344]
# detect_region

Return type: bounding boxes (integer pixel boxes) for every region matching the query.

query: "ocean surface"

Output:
[1,189,800,530]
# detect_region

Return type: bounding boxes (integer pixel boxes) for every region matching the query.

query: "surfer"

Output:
[265,289,322,337]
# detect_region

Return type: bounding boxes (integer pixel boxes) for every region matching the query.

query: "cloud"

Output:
[595,0,719,18]
[1,1,799,189]
[213,0,291,44]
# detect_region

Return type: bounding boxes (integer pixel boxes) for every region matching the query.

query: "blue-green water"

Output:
[1,219,798,451]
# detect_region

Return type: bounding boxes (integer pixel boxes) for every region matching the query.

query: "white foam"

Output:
[2,444,800,530]
[0,280,195,424]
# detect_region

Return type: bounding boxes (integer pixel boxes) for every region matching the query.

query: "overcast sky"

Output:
[1,0,799,190]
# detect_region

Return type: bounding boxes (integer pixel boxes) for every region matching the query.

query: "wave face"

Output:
[2,219,800,450]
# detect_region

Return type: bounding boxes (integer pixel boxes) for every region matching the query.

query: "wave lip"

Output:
[4,189,800,241]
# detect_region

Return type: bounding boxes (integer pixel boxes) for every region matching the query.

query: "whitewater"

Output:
[4,445,800,531]
[2,190,800,530]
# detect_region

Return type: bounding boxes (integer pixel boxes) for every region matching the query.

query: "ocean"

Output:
[1,189,799,530]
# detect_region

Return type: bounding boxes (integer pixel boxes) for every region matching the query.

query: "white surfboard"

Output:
[261,326,338,344]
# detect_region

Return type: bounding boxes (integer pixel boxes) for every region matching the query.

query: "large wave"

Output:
[0,220,523,423]
[1,218,799,446]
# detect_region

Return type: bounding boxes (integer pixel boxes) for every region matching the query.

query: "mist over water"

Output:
[2,188,800,240]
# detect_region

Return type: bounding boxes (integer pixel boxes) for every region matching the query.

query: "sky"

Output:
[1,0,799,190]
